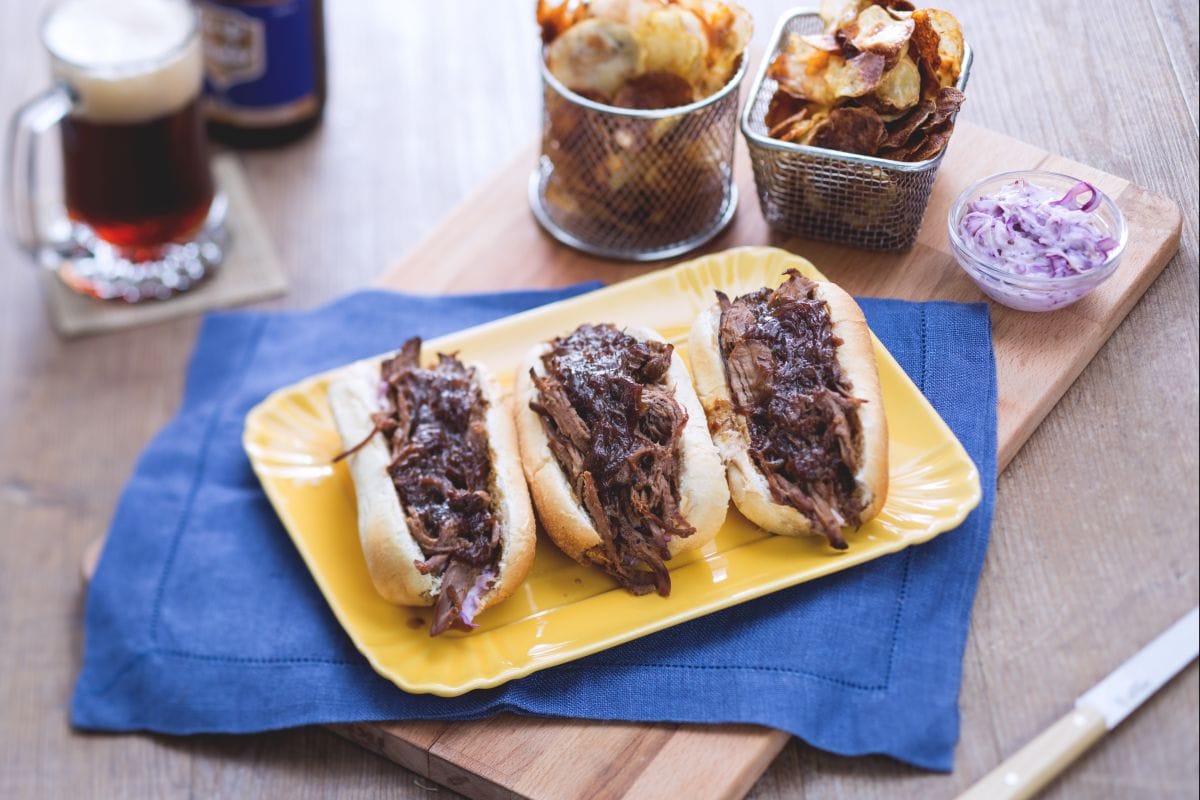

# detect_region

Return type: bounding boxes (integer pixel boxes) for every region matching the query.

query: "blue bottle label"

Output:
[199,0,318,126]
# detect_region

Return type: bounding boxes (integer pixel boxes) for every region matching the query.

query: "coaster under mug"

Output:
[40,154,288,338]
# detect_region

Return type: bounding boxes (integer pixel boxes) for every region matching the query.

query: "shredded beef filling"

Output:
[529,324,693,596]
[371,338,501,636]
[718,271,866,549]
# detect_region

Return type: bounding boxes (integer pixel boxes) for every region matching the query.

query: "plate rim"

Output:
[244,246,983,696]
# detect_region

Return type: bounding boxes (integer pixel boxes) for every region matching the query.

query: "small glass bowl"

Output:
[947,170,1127,312]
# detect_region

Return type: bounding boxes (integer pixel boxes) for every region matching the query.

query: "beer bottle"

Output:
[196,0,326,147]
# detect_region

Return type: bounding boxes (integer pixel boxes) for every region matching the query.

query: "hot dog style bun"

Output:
[327,339,535,635]
[688,270,887,549]
[514,323,727,596]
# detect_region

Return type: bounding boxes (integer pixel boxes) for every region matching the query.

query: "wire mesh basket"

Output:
[529,55,746,261]
[741,7,973,251]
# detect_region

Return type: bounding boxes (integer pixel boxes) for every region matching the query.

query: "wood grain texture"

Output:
[956,706,1108,800]
[0,1,1196,799]
[412,717,784,800]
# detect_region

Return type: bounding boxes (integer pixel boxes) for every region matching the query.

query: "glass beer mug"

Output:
[6,0,228,302]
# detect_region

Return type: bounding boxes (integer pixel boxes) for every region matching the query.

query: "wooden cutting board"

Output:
[328,121,1181,799]
[80,120,1181,800]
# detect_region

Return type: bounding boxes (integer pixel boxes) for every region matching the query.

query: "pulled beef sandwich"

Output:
[328,338,535,636]
[688,271,888,549]
[514,324,728,596]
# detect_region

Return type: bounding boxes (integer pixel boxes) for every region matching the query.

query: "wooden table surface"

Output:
[1,2,1196,798]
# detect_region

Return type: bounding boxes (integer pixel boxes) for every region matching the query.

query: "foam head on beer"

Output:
[44,0,202,124]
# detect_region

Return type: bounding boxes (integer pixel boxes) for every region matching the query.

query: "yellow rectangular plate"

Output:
[244,247,982,696]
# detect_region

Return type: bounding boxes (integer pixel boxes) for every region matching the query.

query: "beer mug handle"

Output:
[5,83,73,255]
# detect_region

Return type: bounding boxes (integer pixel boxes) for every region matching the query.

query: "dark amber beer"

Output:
[61,101,213,248]
[46,0,214,249]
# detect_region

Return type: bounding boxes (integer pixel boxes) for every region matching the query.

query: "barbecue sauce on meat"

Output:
[371,338,501,635]
[717,271,865,549]
[529,324,693,596]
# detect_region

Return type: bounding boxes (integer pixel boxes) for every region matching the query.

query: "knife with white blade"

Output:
[958,607,1199,800]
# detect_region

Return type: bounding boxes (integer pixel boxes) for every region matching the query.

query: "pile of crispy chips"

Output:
[537,0,752,109]
[535,1,752,247]
[766,0,965,161]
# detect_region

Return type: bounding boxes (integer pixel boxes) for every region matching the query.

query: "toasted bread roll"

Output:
[688,271,887,548]
[328,340,535,635]
[514,323,727,596]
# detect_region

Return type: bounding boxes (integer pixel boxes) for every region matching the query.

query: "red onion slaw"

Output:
[957,179,1120,277]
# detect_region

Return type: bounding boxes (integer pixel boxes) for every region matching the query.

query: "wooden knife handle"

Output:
[956,706,1106,800]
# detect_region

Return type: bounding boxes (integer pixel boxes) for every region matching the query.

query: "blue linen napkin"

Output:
[72,285,996,772]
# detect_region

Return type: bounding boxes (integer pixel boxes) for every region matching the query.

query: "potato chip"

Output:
[635,7,709,90]
[587,0,650,24]
[791,110,831,145]
[819,0,870,32]
[540,0,751,108]
[767,3,963,162]
[546,18,641,99]
[767,34,822,99]
[878,85,962,158]
[678,0,754,95]
[613,71,696,108]
[765,96,831,145]
[800,33,843,53]
[881,1,916,18]
[877,140,919,161]
[881,123,949,161]
[881,97,934,149]
[770,34,886,106]
[818,0,919,31]
[829,51,888,99]
[865,52,921,114]
[765,90,807,132]
[772,110,820,144]
[911,8,964,88]
[844,5,915,69]
[928,85,965,125]
[906,125,953,160]
[809,106,886,155]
